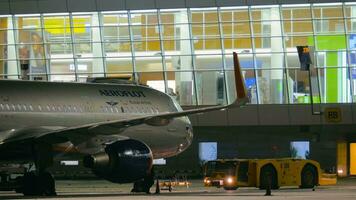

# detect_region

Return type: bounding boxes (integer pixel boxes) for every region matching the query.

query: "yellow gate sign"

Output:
[324,107,342,123]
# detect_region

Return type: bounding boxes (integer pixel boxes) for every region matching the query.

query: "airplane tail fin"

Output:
[232,52,249,106]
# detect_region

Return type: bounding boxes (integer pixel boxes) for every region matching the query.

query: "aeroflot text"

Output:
[99,90,146,98]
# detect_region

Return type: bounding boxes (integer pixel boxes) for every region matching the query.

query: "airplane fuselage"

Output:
[0,80,193,161]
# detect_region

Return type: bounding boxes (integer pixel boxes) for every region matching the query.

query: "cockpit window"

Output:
[171,96,183,112]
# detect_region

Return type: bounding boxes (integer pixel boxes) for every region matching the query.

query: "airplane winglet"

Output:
[232,52,249,106]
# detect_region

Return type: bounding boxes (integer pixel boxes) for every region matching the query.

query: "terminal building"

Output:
[0,0,356,177]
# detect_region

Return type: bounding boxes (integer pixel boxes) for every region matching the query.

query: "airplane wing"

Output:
[2,52,248,145]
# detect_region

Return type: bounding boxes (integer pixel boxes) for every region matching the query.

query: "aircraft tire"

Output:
[38,172,56,196]
[21,171,56,196]
[22,172,37,196]
[131,170,154,194]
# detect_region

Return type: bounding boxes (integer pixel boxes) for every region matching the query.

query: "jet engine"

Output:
[83,139,153,183]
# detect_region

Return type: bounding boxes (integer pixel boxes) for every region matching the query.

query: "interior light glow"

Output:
[160,8,187,12]
[43,13,69,16]
[130,9,157,14]
[220,6,248,10]
[282,4,310,8]
[251,5,279,9]
[190,7,218,11]
[101,11,128,14]
[71,12,96,15]
[345,2,356,5]
[313,3,342,7]
[14,14,40,17]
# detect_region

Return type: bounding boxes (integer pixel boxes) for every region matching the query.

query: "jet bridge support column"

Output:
[269,7,284,104]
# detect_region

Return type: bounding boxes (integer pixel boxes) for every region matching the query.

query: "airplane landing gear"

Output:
[18,171,56,196]
[0,164,56,196]
[131,170,154,194]
[17,143,57,196]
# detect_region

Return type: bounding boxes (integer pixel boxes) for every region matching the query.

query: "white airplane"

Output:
[0,52,248,196]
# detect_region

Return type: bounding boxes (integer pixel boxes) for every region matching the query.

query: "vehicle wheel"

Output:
[259,165,278,190]
[301,164,317,188]
[223,186,238,190]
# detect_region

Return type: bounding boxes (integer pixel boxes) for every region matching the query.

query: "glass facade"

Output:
[0,3,356,105]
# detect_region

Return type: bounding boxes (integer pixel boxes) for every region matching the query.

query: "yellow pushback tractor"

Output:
[203,158,336,190]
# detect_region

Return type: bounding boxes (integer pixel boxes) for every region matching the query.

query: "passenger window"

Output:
[11,104,15,111]
[46,105,50,111]
[66,105,71,112]
[0,103,3,110]
[22,104,27,111]
[17,104,21,111]
[38,105,42,112]
[29,105,33,111]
